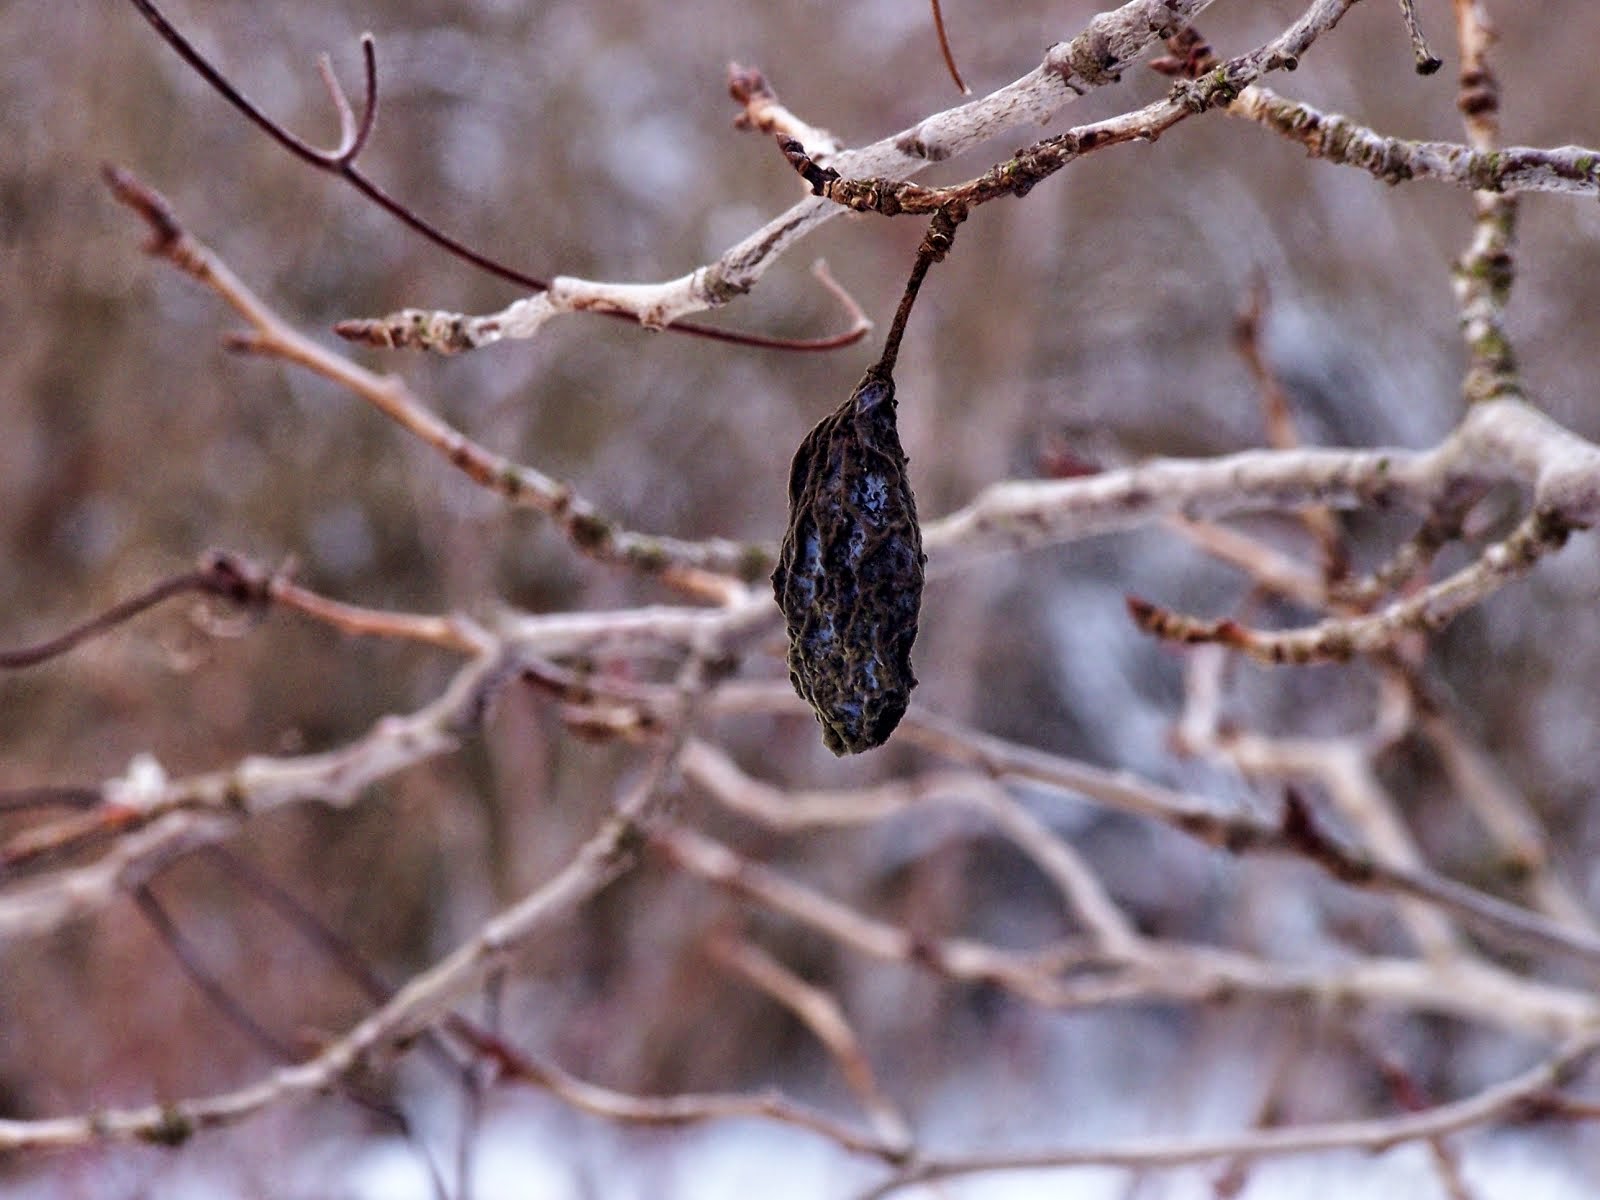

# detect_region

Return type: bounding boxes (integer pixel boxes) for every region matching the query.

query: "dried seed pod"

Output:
[772,369,925,754]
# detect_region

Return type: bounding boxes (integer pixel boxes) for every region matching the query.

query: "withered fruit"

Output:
[772,369,925,755]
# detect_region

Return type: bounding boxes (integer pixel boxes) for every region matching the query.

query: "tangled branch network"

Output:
[6,0,1600,1195]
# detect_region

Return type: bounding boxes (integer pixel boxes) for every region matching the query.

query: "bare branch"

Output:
[727,64,842,156]
[660,822,1599,1038]
[1128,508,1576,665]
[0,730,685,1154]
[121,0,865,354]
[0,651,510,936]
[1416,700,1600,933]
[1450,0,1521,407]
[103,165,772,582]
[684,738,1141,956]
[1229,89,1600,200]
[0,551,269,670]
[132,883,302,1062]
[1233,279,1349,582]
[782,0,1360,220]
[927,398,1600,567]
[333,261,873,355]
[481,1037,905,1161]
[1166,516,1328,608]
[336,0,1222,346]
[709,934,913,1151]
[894,710,1600,974]
[865,1037,1600,1197]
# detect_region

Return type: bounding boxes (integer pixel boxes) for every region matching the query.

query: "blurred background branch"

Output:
[4,0,1600,1196]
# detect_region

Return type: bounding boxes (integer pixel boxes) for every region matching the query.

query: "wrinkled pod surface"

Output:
[772,368,925,755]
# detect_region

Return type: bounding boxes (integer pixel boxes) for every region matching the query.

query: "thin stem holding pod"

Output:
[875,204,968,377]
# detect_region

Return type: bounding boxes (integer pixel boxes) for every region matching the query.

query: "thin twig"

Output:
[465,1026,906,1161]
[132,883,303,1061]
[1166,517,1327,608]
[779,1,1361,220]
[928,0,970,94]
[895,709,1600,975]
[1127,507,1575,664]
[266,0,1228,344]
[1410,683,1600,932]
[121,0,867,353]
[863,1037,1600,1197]
[873,204,967,377]
[709,934,912,1151]
[1450,0,1520,406]
[728,63,841,155]
[0,552,269,670]
[1233,278,1349,584]
[132,880,452,1195]
[0,787,104,816]
[102,165,772,583]
[1396,0,1444,74]
[1348,1030,1478,1200]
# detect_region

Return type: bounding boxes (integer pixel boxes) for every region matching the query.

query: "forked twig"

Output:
[121,0,867,352]
[862,1037,1600,1198]
[709,933,912,1151]
[774,2,1361,222]
[3,0,1591,1190]
[0,551,271,670]
[102,165,774,584]
[1128,507,1576,665]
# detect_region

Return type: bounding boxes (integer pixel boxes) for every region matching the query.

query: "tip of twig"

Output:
[727,62,773,105]
[333,311,474,353]
[1036,437,1102,479]
[1125,594,1157,627]
[100,163,182,252]
[333,318,386,345]
[928,0,969,95]
[1126,596,1251,650]
[1396,0,1442,77]
[778,135,838,196]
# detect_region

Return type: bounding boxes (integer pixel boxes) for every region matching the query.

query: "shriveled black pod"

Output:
[772,369,925,755]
